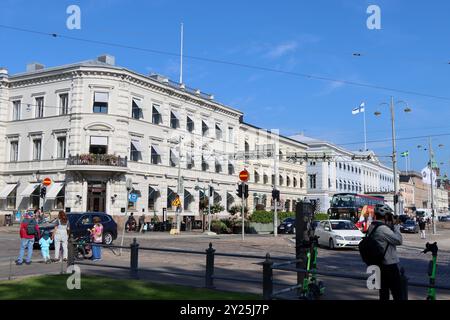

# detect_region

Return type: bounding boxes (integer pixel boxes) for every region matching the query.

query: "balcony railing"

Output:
[68,154,127,167]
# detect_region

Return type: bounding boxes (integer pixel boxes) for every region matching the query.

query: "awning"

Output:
[131,140,143,152]
[171,110,180,119]
[151,145,162,155]
[90,136,108,145]
[152,104,163,114]
[132,98,143,109]
[45,182,64,199]
[94,92,109,103]
[149,186,159,198]
[20,183,40,197]
[170,149,179,162]
[0,184,18,199]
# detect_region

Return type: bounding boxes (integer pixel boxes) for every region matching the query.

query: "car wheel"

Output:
[103,232,113,245]
[329,238,335,250]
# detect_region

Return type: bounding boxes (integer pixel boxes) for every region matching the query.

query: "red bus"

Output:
[328,193,385,221]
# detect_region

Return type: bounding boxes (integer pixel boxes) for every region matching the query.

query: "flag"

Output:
[352,102,365,115]
[421,166,437,186]
[400,151,409,157]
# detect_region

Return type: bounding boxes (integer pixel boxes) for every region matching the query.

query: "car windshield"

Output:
[405,220,415,225]
[330,221,358,230]
[331,195,355,208]
[283,218,295,224]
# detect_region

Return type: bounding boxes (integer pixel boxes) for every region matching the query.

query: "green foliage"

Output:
[249,210,273,223]
[228,205,249,215]
[211,220,231,234]
[314,213,329,221]
[211,204,225,214]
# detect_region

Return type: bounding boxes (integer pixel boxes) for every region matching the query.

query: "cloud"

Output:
[265,41,298,59]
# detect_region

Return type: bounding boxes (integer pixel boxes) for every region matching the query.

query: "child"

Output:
[39,231,53,264]
[88,217,103,261]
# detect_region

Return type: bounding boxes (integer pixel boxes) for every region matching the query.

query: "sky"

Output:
[0,0,449,177]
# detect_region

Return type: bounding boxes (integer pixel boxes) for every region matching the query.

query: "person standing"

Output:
[89,217,103,261]
[419,218,426,239]
[16,212,40,265]
[368,204,404,300]
[138,213,146,233]
[53,211,70,262]
[39,231,53,264]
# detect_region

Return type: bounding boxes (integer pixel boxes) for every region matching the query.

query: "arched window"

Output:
[286,176,291,187]
[300,178,304,189]
[293,177,297,188]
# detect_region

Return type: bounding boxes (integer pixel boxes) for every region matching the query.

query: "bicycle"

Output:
[74,236,93,260]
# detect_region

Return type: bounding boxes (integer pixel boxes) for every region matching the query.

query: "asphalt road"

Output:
[1,228,449,300]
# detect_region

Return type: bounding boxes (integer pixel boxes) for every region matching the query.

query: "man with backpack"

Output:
[359,204,403,300]
[16,212,40,265]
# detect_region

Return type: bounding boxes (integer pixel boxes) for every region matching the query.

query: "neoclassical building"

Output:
[0,55,307,224]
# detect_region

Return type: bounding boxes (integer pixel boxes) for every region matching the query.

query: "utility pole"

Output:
[273,139,279,237]
[429,137,436,235]
[208,185,212,233]
[176,136,184,233]
[241,182,245,241]
[390,96,399,216]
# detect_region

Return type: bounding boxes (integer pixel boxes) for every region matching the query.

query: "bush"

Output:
[249,211,273,223]
[228,205,248,215]
[278,211,295,221]
[211,220,231,234]
[255,204,266,211]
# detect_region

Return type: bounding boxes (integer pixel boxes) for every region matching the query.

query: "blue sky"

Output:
[1,0,449,176]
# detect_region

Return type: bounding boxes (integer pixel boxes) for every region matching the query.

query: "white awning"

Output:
[152,104,163,114]
[131,140,143,152]
[151,145,162,155]
[20,183,40,197]
[90,136,108,145]
[132,98,143,109]
[171,110,180,119]
[94,92,109,103]
[45,182,64,199]
[0,184,18,199]
[170,149,179,161]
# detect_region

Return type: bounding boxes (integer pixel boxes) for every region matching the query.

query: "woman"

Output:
[89,216,103,261]
[53,211,70,262]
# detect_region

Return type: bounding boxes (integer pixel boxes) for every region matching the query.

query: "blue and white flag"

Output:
[352,102,365,115]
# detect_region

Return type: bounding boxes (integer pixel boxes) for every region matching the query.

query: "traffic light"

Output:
[209,185,214,197]
[40,186,47,199]
[272,189,280,202]
[243,184,249,199]
[394,195,399,205]
[236,183,243,198]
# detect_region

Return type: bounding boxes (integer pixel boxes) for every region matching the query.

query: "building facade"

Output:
[289,135,396,212]
[0,56,307,224]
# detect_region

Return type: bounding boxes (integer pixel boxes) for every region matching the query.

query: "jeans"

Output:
[379,263,403,300]
[18,238,34,263]
[92,243,102,260]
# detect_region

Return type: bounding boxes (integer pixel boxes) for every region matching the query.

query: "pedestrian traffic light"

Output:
[243,184,249,199]
[236,183,243,198]
[40,186,46,199]
[272,189,280,202]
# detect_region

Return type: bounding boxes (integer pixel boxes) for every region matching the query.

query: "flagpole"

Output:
[363,106,367,151]
[180,22,184,84]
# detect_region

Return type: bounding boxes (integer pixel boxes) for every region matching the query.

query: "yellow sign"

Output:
[172,197,181,207]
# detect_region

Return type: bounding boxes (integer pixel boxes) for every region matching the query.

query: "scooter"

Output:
[423,242,438,300]
[300,236,325,300]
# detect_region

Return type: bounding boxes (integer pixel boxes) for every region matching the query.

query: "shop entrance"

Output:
[87,181,106,212]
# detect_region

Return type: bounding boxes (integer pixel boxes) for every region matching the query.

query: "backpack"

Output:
[359,223,389,266]
[26,219,38,236]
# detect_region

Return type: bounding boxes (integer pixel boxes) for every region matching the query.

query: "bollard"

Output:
[262,253,273,300]
[205,242,215,289]
[67,234,75,267]
[400,267,409,300]
[130,238,139,279]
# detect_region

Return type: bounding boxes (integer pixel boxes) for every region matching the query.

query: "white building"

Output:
[289,135,396,212]
[0,55,307,225]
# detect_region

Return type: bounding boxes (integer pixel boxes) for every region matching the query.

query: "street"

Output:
[1,226,449,300]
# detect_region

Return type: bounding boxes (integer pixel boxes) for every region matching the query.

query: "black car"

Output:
[400,220,419,234]
[278,218,296,234]
[67,212,117,245]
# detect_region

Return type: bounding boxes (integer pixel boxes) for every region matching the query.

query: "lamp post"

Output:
[375,97,412,216]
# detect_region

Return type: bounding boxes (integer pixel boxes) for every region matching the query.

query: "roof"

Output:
[289,134,325,145]
[241,122,308,147]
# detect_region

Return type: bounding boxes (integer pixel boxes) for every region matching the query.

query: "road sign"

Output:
[42,177,52,186]
[172,196,181,207]
[128,193,138,203]
[239,169,249,182]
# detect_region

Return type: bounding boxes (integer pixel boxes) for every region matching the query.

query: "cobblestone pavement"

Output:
[1,227,450,300]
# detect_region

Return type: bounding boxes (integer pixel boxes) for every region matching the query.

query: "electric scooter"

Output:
[300,235,325,300]
[423,242,438,300]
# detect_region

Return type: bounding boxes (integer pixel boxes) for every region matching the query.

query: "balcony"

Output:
[67,154,128,172]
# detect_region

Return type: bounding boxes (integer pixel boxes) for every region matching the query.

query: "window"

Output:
[228,163,235,175]
[254,171,260,183]
[228,127,234,143]
[6,187,16,210]
[293,177,297,187]
[130,140,143,162]
[131,99,143,119]
[93,92,108,113]
[271,174,275,185]
[264,174,269,184]
[201,155,209,171]
[57,137,66,159]
[12,100,21,120]
[10,141,18,162]
[89,136,108,154]
[286,176,291,187]
[35,97,44,118]
[328,178,332,188]
[187,116,194,133]
[186,153,194,169]
[339,163,342,169]
[151,146,161,165]
[148,187,158,211]
[215,159,222,173]
[31,185,40,210]
[55,186,65,210]
[300,178,304,188]
[215,124,222,140]
[33,138,42,160]
[59,93,69,115]
[309,174,317,189]
[170,111,180,129]
[202,121,209,137]
[279,175,284,186]
[170,149,179,167]
[152,105,162,124]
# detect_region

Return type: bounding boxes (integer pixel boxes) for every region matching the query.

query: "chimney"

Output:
[26,63,45,72]
[0,67,8,79]
[97,54,115,66]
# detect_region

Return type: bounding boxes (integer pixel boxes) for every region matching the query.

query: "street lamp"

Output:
[374,98,412,216]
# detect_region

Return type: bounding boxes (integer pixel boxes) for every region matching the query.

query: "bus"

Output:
[328,193,386,221]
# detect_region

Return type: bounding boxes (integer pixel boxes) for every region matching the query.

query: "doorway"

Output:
[87,181,106,212]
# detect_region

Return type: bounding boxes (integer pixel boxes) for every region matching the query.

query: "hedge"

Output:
[249,211,329,223]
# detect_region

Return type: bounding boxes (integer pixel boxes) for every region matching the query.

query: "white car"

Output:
[314,220,364,249]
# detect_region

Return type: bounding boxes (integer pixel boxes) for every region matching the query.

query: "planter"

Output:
[248,222,274,234]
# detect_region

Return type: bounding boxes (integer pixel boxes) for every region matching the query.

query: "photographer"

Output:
[368,204,403,300]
